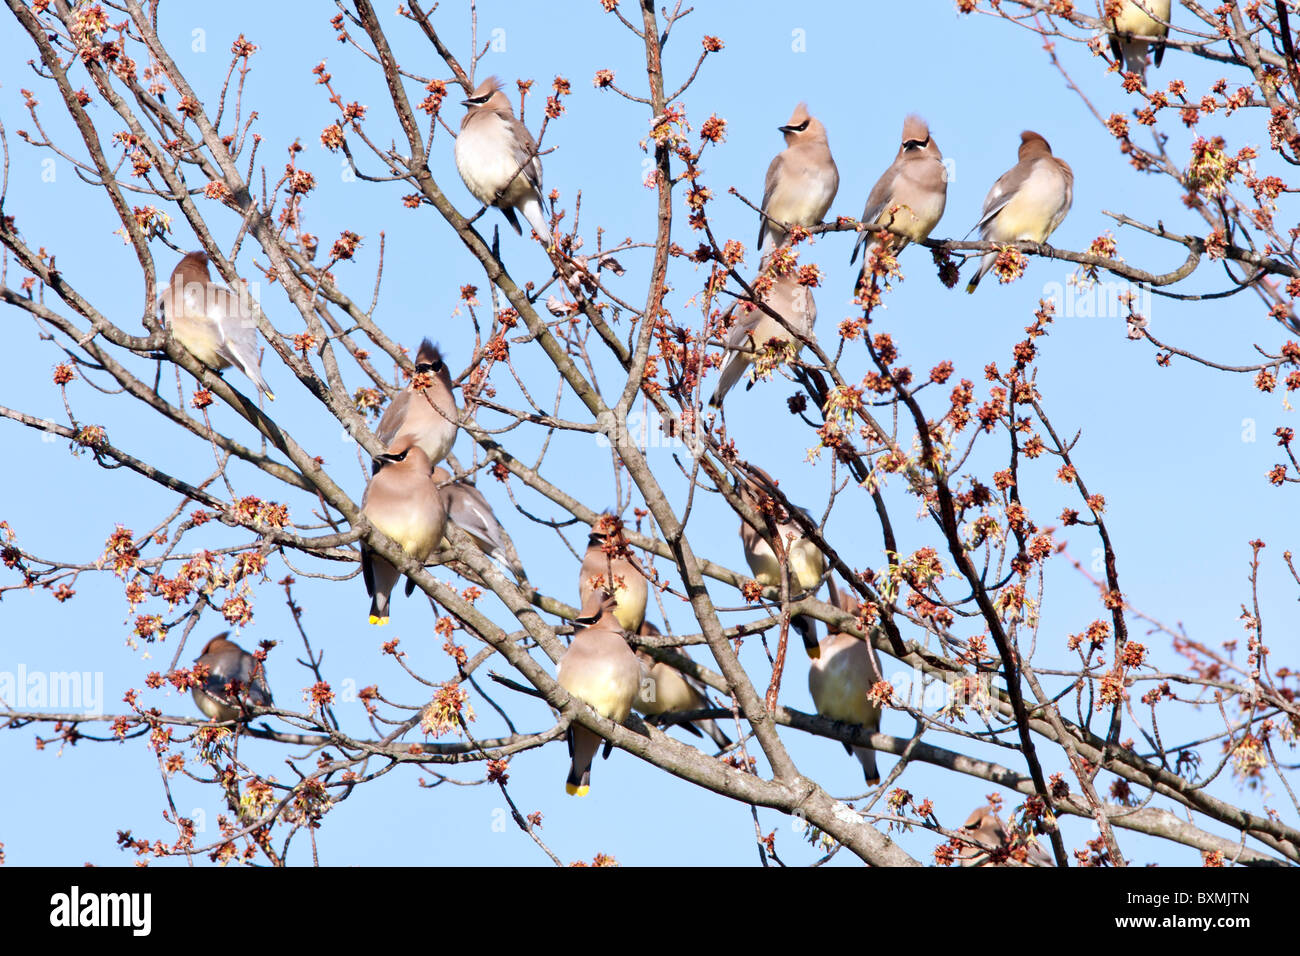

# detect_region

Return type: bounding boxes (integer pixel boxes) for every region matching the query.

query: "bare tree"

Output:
[0,0,1296,868]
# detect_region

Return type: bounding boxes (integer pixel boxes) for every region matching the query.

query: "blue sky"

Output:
[0,1,1295,866]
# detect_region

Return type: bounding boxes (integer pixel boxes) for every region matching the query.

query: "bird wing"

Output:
[375,391,410,448]
[972,161,1032,236]
[445,483,509,560]
[207,286,272,395]
[758,152,785,246]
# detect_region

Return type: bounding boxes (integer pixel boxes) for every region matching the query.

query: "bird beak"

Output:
[778,124,795,134]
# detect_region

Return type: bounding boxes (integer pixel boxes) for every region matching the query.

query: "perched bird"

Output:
[1105,0,1171,83]
[965,131,1073,293]
[432,465,526,581]
[850,114,947,270]
[455,76,552,244]
[557,591,642,796]
[709,258,817,407]
[807,579,884,785]
[360,437,447,626]
[957,804,1055,867]
[632,621,732,750]
[578,515,648,634]
[374,340,458,471]
[758,103,839,253]
[191,633,272,723]
[159,251,275,400]
[736,467,825,658]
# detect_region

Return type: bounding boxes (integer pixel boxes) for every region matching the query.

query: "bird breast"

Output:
[367,496,443,561]
[1113,0,1170,36]
[987,161,1070,244]
[455,116,536,207]
[637,662,701,716]
[559,641,641,722]
[808,637,881,726]
[767,159,837,227]
[168,312,228,371]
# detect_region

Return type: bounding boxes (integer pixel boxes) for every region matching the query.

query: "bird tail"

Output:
[368,590,390,627]
[792,613,820,659]
[853,744,880,786]
[849,231,866,266]
[709,349,749,408]
[1120,38,1150,83]
[700,718,732,751]
[565,726,599,796]
[965,251,996,294]
[519,194,553,245]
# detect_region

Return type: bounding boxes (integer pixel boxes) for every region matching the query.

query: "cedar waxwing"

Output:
[758,103,839,253]
[807,579,884,785]
[633,621,732,750]
[965,131,1074,293]
[557,591,642,796]
[360,437,447,626]
[577,515,648,634]
[432,466,512,566]
[454,76,552,244]
[1105,0,1171,82]
[159,252,275,400]
[191,633,272,723]
[736,467,824,659]
[709,256,817,407]
[850,115,947,269]
[374,340,458,472]
[957,804,1055,867]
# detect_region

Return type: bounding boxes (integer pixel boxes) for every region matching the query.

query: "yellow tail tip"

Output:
[265,391,276,401]
[565,783,590,797]
[369,614,389,626]
[806,646,821,660]
[965,281,977,294]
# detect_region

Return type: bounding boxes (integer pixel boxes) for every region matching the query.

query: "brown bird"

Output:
[850,114,947,269]
[374,340,458,472]
[191,633,272,723]
[737,467,825,658]
[360,437,447,626]
[454,76,552,244]
[1106,0,1171,83]
[557,591,642,796]
[807,578,885,785]
[632,621,732,750]
[710,257,817,407]
[577,515,648,634]
[966,131,1073,293]
[431,466,511,566]
[758,103,839,253]
[957,804,1055,867]
[159,251,275,400]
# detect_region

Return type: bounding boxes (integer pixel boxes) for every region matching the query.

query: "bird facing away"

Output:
[455,76,552,244]
[159,251,275,400]
[632,621,732,750]
[431,466,515,567]
[360,438,447,626]
[191,633,272,723]
[578,515,648,634]
[737,467,825,659]
[965,131,1073,293]
[758,103,839,253]
[374,340,458,472]
[1105,0,1171,83]
[807,579,884,785]
[850,114,947,269]
[957,804,1055,867]
[709,257,817,407]
[557,591,642,796]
